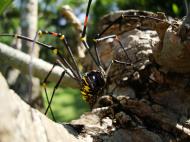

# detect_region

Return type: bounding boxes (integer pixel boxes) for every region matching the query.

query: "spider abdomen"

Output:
[80,70,105,106]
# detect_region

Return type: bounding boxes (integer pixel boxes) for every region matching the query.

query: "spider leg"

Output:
[42,62,57,121]
[98,15,124,38]
[38,30,82,81]
[81,0,92,39]
[44,68,66,117]
[93,34,132,65]
[105,59,132,76]
[80,0,102,69]
[0,33,83,122]
[97,12,171,40]
[42,59,78,121]
[0,33,81,83]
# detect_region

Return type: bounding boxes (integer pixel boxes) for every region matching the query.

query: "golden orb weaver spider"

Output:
[0,0,171,122]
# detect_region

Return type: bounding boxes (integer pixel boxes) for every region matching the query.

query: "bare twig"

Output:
[61,5,86,58]
[0,43,79,88]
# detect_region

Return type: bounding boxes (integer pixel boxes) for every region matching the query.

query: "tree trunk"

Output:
[12,0,40,108]
[0,72,81,142]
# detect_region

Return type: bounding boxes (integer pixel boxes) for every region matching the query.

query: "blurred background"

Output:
[0,0,187,122]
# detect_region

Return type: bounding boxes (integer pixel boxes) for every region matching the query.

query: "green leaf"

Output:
[172,3,179,15]
[0,0,12,14]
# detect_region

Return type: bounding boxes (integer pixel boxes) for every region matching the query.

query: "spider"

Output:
[0,0,133,121]
[0,0,174,122]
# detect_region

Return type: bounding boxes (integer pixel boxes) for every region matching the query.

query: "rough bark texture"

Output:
[1,71,190,142]
[0,73,81,142]
[1,9,190,142]
[80,10,190,141]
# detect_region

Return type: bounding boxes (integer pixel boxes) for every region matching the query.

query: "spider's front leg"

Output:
[42,62,65,122]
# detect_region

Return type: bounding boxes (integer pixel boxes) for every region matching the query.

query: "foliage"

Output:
[0,0,12,14]
[42,85,89,122]
[172,3,180,16]
[91,0,186,28]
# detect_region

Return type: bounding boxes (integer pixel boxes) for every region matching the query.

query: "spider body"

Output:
[81,70,106,107]
[0,0,132,121]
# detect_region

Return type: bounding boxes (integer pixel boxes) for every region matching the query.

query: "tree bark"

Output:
[1,71,190,142]
[0,73,81,142]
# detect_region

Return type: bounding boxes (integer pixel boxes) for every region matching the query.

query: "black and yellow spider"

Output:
[0,0,139,121]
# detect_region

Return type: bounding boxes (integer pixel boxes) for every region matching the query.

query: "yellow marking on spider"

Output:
[93,38,97,43]
[53,49,58,55]
[81,36,86,41]
[84,85,90,92]
[60,35,65,40]
[38,30,43,36]
[81,91,87,100]
[42,83,46,88]
[82,77,89,86]
[82,95,87,101]
[81,91,86,97]
[81,91,86,95]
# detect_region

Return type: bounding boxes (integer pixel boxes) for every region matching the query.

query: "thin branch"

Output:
[0,42,79,88]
